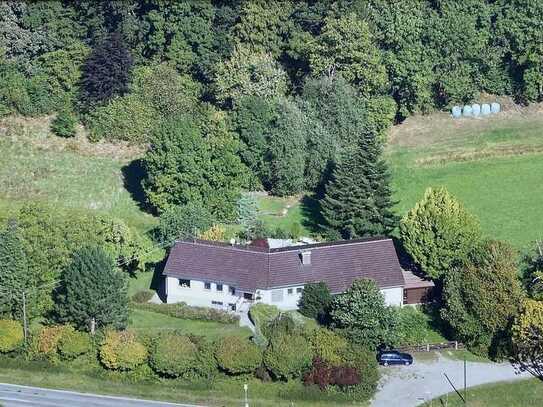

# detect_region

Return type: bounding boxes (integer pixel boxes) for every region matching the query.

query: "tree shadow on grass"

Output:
[299,194,326,236]
[121,158,151,213]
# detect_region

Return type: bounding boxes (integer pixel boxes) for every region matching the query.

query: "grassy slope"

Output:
[387,105,543,249]
[425,378,543,407]
[0,116,155,233]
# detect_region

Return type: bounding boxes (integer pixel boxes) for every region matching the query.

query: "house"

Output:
[163,237,433,311]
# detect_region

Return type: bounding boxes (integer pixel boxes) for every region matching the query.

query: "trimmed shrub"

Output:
[131,290,155,304]
[0,319,24,353]
[51,110,77,138]
[249,303,281,346]
[303,357,360,390]
[58,329,92,360]
[298,282,332,322]
[149,333,198,378]
[214,336,262,374]
[131,302,239,324]
[99,330,147,371]
[310,328,349,365]
[341,345,379,400]
[262,313,299,340]
[150,333,216,379]
[263,333,314,380]
[36,325,73,356]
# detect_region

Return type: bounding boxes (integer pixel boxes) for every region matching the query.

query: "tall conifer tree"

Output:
[55,245,128,330]
[320,127,396,239]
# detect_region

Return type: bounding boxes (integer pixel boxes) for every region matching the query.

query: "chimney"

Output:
[301,251,311,265]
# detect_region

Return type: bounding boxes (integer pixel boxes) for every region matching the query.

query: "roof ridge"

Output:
[175,237,392,254]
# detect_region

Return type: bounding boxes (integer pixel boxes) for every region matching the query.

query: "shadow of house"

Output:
[150,256,168,303]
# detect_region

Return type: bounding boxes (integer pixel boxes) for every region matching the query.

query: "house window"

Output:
[287,288,294,295]
[216,284,223,292]
[271,289,284,303]
[211,300,223,306]
[296,287,303,294]
[178,279,190,287]
[230,287,236,295]
[204,282,211,290]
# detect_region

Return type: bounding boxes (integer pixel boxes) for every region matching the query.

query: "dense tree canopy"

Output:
[441,240,524,357]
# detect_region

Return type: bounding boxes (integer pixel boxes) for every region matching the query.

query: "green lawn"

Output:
[128,308,252,339]
[127,272,154,297]
[256,194,324,237]
[0,356,367,407]
[424,378,543,406]
[387,109,543,249]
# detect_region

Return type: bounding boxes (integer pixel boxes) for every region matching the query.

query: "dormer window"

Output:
[301,251,311,265]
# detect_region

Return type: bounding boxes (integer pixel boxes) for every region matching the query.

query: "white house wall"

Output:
[256,286,304,311]
[166,276,404,310]
[380,286,403,307]
[165,277,239,309]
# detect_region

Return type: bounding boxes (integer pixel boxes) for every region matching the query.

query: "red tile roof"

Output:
[163,238,406,293]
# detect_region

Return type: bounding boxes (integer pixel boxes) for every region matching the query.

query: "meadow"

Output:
[387,103,543,249]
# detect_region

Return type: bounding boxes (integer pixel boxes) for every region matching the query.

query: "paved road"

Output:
[0,383,204,407]
[371,352,531,407]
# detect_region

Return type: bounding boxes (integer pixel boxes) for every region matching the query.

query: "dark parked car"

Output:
[378,350,413,366]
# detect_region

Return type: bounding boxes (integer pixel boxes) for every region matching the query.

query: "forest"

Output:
[1,0,542,236]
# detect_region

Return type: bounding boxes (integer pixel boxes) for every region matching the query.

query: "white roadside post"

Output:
[244,383,249,407]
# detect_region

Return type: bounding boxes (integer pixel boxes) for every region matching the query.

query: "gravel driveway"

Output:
[371,352,531,407]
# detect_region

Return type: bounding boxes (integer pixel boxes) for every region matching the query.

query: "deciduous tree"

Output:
[441,240,524,357]
[400,187,481,280]
[512,299,543,379]
[79,32,133,110]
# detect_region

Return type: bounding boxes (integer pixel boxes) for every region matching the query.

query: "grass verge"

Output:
[0,356,368,407]
[423,378,543,407]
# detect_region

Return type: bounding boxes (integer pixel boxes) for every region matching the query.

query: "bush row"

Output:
[0,318,379,402]
[130,302,239,324]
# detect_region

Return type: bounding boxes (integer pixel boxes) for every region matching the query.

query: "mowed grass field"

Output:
[387,103,543,249]
[424,378,543,407]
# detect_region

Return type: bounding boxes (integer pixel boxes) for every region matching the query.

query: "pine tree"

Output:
[55,245,128,331]
[79,31,133,111]
[0,222,28,318]
[319,131,396,239]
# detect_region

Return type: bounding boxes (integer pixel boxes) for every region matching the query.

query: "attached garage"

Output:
[402,269,434,305]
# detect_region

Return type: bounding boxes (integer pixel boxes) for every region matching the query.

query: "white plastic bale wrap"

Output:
[462,105,473,117]
[451,106,462,118]
[471,103,481,116]
[481,103,491,115]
